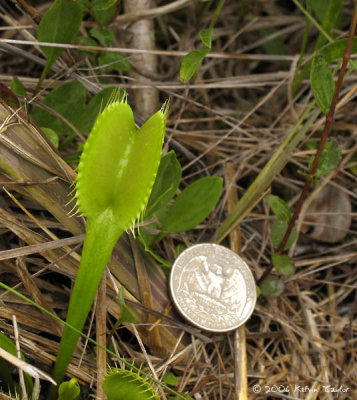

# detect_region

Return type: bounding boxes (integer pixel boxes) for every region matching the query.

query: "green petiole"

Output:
[49,93,168,398]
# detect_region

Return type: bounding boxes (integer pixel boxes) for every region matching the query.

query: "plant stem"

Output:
[209,0,226,30]
[291,0,333,43]
[49,209,123,398]
[16,0,41,24]
[258,0,357,285]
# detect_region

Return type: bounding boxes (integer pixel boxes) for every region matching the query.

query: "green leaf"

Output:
[11,76,26,97]
[271,254,296,276]
[115,287,136,325]
[140,206,167,248]
[314,0,343,50]
[308,140,341,178]
[82,87,127,136]
[305,141,318,150]
[0,332,20,394]
[180,48,210,83]
[266,194,291,222]
[293,38,357,96]
[0,332,33,395]
[199,28,213,48]
[175,244,186,256]
[350,59,357,71]
[0,331,23,359]
[76,0,89,12]
[92,0,118,26]
[320,38,357,64]
[75,36,98,54]
[31,80,87,135]
[311,0,327,21]
[87,87,126,117]
[311,54,335,114]
[139,228,171,266]
[162,176,223,233]
[98,51,131,72]
[145,151,182,217]
[90,26,114,46]
[32,83,126,143]
[57,378,80,400]
[256,285,261,297]
[259,275,284,297]
[163,372,179,386]
[0,81,20,108]
[271,219,297,250]
[37,0,82,76]
[41,127,60,149]
[260,27,287,61]
[0,358,16,396]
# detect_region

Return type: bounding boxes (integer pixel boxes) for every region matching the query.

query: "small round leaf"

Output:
[271,220,297,250]
[266,194,291,221]
[271,254,295,276]
[260,275,284,297]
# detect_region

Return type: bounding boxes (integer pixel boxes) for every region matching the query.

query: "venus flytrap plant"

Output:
[103,368,160,400]
[50,92,168,397]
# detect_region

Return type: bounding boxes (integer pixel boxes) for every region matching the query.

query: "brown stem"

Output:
[15,0,41,24]
[258,1,357,285]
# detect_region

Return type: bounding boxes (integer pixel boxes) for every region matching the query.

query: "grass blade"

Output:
[213,104,318,243]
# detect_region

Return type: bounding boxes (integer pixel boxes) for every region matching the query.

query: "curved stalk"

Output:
[50,209,123,397]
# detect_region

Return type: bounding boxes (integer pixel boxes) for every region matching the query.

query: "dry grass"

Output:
[0,1,356,399]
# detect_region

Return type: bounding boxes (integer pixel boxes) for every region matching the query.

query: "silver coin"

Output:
[170,243,256,332]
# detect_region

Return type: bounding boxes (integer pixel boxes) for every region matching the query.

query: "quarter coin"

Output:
[170,243,256,332]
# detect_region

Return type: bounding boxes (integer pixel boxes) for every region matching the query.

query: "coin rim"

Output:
[169,243,257,333]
